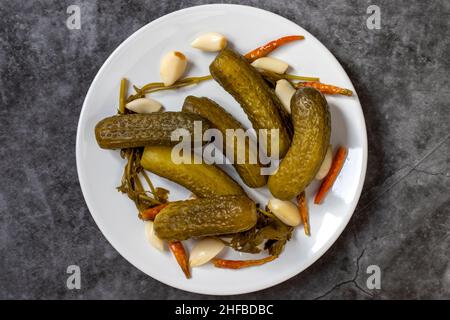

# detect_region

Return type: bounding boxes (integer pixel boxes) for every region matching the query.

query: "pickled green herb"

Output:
[117,147,169,213]
[224,207,293,257]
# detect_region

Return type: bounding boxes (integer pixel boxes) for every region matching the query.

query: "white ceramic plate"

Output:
[76,4,367,295]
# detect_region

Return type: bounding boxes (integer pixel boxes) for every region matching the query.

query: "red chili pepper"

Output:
[139,203,168,221]
[245,35,304,62]
[297,191,310,236]
[168,241,191,279]
[296,81,353,96]
[314,147,348,204]
[212,256,276,269]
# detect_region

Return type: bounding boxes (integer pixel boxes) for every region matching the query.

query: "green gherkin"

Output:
[95,112,210,149]
[154,195,257,240]
[268,87,331,200]
[182,95,267,188]
[141,145,244,197]
[209,48,292,158]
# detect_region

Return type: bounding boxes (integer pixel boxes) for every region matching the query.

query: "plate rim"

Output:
[76,3,368,295]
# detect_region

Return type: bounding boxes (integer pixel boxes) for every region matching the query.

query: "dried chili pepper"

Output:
[297,192,310,236]
[245,35,305,62]
[139,203,168,221]
[168,241,191,278]
[212,256,276,269]
[314,147,348,204]
[296,81,353,96]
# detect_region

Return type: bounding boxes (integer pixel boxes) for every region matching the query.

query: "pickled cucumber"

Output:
[141,145,244,197]
[268,87,331,200]
[154,195,257,240]
[209,48,291,157]
[182,96,267,188]
[95,112,210,149]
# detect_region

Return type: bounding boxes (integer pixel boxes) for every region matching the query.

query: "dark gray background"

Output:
[0,0,449,299]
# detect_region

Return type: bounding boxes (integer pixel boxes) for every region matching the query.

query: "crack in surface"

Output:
[313,249,373,299]
[358,134,450,214]
[410,168,449,177]
[351,221,359,245]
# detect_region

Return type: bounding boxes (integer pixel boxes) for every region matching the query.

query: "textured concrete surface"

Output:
[0,0,449,299]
